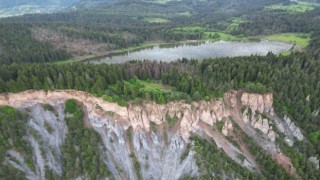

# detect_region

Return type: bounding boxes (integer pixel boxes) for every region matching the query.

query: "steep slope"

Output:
[0,90,304,179]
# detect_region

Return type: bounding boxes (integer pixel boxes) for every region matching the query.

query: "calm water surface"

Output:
[90,40,293,64]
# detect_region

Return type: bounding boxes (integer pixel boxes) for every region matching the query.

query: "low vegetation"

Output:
[265,33,310,47]
[102,76,190,106]
[171,26,240,41]
[166,113,179,128]
[144,17,170,23]
[215,120,225,132]
[42,104,55,112]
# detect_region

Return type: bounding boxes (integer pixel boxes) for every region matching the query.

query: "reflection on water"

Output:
[90,41,293,64]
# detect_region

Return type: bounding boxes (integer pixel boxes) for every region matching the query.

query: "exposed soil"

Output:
[197,121,256,170]
[272,152,297,176]
[229,127,259,171]
[224,92,297,176]
[31,27,114,56]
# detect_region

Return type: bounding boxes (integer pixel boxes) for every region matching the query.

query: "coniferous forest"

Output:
[1,0,320,179]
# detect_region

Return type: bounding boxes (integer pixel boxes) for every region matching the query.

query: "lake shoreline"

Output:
[88,40,293,64]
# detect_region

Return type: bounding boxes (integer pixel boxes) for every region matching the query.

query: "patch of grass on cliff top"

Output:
[265,33,310,47]
[127,78,173,93]
[265,1,319,13]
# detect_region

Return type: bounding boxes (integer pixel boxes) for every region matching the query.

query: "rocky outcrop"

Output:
[0,90,230,141]
[312,110,319,117]
[308,157,320,169]
[242,107,275,142]
[240,92,274,115]
[4,103,67,180]
[222,119,233,136]
[0,90,303,179]
[284,115,304,141]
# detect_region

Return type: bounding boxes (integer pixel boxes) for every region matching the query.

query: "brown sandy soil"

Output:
[272,152,297,176]
[32,27,115,56]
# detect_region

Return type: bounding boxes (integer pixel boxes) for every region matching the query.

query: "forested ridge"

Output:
[2,49,320,178]
[1,0,320,179]
[232,8,320,36]
[0,50,319,143]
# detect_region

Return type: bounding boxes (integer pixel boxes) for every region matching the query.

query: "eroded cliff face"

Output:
[0,90,304,179]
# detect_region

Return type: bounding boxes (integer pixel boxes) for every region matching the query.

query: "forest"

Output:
[0,50,320,178]
[0,0,320,179]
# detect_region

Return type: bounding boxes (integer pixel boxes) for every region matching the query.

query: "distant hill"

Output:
[0,0,81,8]
[0,0,80,18]
[0,0,290,18]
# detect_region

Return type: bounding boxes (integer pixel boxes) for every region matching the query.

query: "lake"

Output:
[89,40,293,64]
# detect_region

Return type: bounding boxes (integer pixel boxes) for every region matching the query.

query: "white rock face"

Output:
[0,90,303,179]
[308,157,320,169]
[240,92,274,115]
[242,107,275,142]
[5,150,37,180]
[284,115,304,141]
[284,137,294,147]
[275,121,285,133]
[4,103,68,179]
[312,110,319,117]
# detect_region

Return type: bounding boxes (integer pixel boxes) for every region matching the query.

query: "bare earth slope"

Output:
[0,90,304,179]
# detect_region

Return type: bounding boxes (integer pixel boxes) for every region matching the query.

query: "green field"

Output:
[174,26,206,32]
[277,51,292,56]
[266,1,319,13]
[176,11,192,17]
[265,33,310,47]
[144,17,170,23]
[204,32,238,41]
[173,26,241,41]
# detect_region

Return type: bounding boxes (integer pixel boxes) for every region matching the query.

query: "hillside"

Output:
[0,90,306,179]
[0,51,319,179]
[0,0,80,18]
[0,0,320,179]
